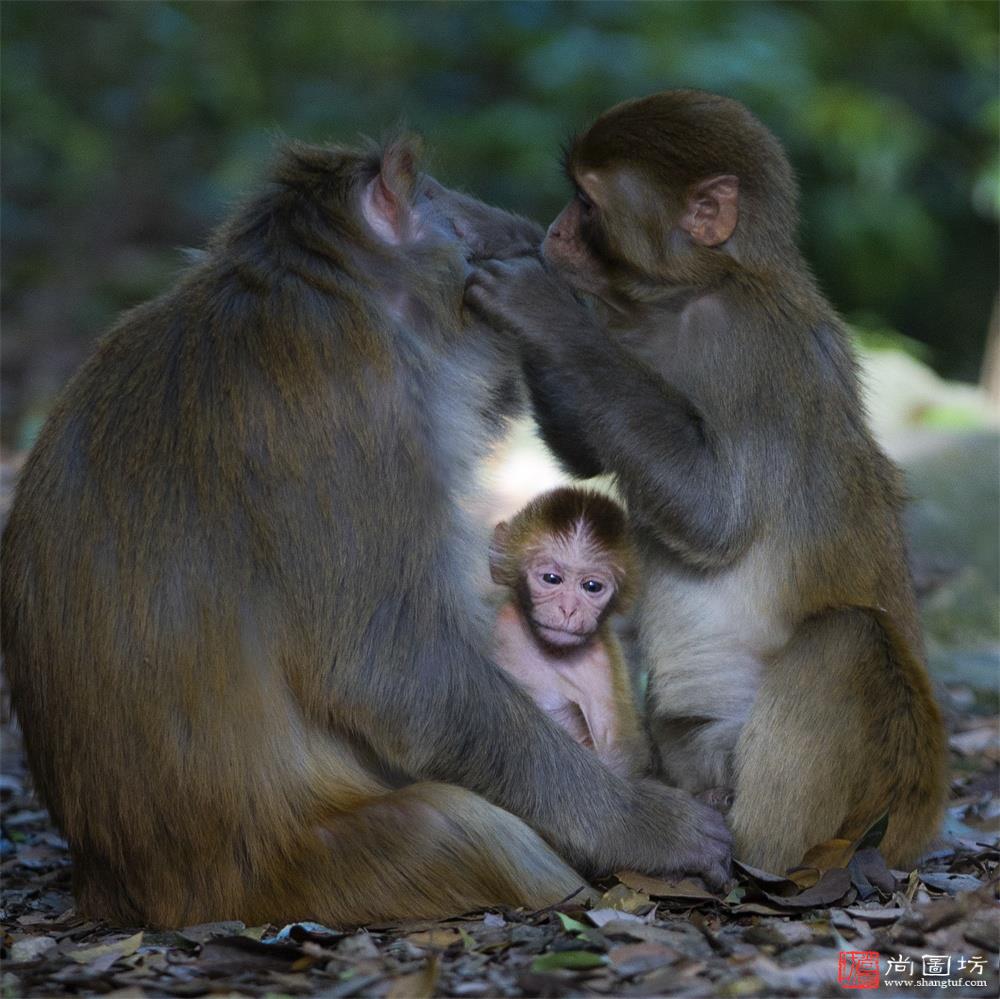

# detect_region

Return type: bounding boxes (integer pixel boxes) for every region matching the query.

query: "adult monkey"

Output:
[2,136,730,929]
[466,91,946,872]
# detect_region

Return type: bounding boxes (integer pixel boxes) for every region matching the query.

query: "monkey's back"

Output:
[0,257,516,923]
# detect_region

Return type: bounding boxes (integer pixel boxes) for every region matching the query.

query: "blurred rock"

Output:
[882,430,999,704]
[861,348,998,437]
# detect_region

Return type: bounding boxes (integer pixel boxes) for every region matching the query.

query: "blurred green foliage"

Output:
[2,0,997,447]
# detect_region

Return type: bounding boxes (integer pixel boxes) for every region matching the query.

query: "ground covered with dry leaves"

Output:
[1,704,997,997]
[2,432,999,997]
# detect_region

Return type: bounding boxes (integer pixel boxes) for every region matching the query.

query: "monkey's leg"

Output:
[253,782,596,928]
[728,608,945,872]
[648,715,742,793]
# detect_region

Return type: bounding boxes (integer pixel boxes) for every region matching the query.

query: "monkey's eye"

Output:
[541,572,563,585]
[576,191,593,214]
[582,579,604,594]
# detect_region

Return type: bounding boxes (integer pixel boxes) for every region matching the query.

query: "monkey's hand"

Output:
[465,256,590,345]
[623,780,733,890]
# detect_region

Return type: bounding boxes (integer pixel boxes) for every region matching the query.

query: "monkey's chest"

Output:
[637,556,790,725]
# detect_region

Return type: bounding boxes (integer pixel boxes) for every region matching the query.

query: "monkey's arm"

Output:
[467,258,752,567]
[331,623,730,886]
[522,350,606,479]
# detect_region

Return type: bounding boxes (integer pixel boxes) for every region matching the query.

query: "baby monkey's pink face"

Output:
[523,525,618,650]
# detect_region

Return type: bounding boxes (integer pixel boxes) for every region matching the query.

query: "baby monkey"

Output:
[490,487,648,777]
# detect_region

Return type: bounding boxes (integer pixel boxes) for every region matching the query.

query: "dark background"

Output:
[2,0,997,448]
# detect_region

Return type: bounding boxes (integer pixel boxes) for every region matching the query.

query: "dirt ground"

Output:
[1,696,997,998]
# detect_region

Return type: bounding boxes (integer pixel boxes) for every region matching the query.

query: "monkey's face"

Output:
[543,99,744,299]
[542,179,619,300]
[520,532,618,650]
[542,166,680,302]
[414,176,542,266]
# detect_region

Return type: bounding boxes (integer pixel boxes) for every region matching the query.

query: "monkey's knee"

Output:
[393,783,596,907]
[299,783,594,925]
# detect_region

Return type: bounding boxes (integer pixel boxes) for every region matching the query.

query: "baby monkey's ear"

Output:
[489,521,511,585]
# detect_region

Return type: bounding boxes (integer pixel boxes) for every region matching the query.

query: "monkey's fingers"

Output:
[465,257,553,332]
[698,858,734,894]
[464,265,517,332]
[644,784,733,891]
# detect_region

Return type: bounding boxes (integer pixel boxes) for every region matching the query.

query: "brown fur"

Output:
[466,90,946,871]
[3,135,732,928]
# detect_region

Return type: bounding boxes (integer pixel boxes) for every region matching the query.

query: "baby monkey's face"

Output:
[522,530,618,650]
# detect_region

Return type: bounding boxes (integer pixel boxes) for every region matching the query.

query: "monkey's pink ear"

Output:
[363,135,424,245]
[488,522,511,585]
[679,175,739,247]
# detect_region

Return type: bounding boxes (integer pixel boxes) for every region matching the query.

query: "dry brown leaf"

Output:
[845,905,906,924]
[268,972,314,991]
[732,860,798,890]
[198,935,303,974]
[919,871,985,893]
[616,871,716,900]
[607,942,677,976]
[66,931,143,964]
[799,837,855,871]
[387,956,439,998]
[599,882,653,913]
[405,927,463,949]
[850,848,896,897]
[586,908,644,928]
[761,868,853,910]
[789,814,890,886]
[732,902,798,916]
[786,867,821,889]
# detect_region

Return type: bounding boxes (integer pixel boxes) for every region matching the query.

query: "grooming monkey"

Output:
[2,135,731,929]
[490,487,648,778]
[467,90,946,871]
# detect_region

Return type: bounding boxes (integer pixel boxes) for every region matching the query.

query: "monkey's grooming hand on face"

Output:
[466,255,589,345]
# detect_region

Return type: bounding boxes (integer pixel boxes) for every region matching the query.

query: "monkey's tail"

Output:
[838,606,947,867]
[729,606,946,873]
[248,782,597,927]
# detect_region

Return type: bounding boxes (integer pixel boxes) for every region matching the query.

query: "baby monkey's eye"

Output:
[576,191,593,213]
[582,579,604,594]
[541,572,563,585]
